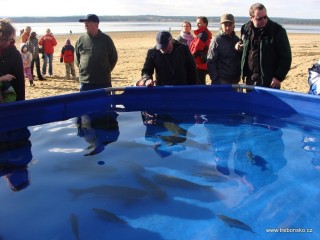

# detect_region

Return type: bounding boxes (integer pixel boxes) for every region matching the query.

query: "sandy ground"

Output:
[20,31,320,100]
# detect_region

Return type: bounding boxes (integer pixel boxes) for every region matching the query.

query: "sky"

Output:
[1,0,318,19]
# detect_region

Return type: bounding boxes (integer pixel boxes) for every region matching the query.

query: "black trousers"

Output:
[31,56,42,79]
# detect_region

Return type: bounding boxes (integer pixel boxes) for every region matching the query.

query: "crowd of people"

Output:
[0,2,293,104]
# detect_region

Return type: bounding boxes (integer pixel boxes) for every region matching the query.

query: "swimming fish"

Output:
[68,185,148,201]
[246,150,269,171]
[135,173,167,200]
[163,121,187,136]
[92,208,127,225]
[70,213,81,240]
[218,214,256,234]
[158,135,186,145]
[153,174,212,191]
[193,168,229,182]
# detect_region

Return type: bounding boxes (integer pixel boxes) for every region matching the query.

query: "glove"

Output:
[60,58,63,63]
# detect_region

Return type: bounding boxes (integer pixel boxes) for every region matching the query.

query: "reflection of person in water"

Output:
[141,112,193,158]
[210,114,286,192]
[0,127,33,191]
[302,134,320,170]
[76,111,120,156]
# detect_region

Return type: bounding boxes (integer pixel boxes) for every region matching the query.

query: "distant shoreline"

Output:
[6,15,320,25]
[13,21,320,36]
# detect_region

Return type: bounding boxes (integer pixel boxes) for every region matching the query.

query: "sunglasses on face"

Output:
[254,15,268,21]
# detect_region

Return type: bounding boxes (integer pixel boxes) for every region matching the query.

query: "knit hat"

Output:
[66,39,71,45]
[220,14,235,24]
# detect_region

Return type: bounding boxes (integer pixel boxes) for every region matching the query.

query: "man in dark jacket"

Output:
[236,3,292,89]
[137,31,197,87]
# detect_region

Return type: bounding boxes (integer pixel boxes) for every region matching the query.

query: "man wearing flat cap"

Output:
[207,13,241,85]
[137,31,197,86]
[75,14,118,91]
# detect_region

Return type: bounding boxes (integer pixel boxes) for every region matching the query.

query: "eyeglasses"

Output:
[0,38,14,43]
[254,15,268,21]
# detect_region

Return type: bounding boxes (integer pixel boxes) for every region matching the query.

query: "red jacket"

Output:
[60,44,74,63]
[39,34,57,54]
[189,26,212,70]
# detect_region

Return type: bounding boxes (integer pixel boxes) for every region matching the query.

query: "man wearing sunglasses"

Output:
[236,3,292,89]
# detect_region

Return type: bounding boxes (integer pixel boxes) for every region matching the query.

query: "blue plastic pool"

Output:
[0,85,319,240]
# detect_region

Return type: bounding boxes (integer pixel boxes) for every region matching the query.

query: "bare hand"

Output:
[144,79,154,87]
[235,41,243,51]
[136,79,154,87]
[0,74,16,82]
[270,77,281,89]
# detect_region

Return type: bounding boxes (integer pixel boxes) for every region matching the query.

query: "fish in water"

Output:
[163,121,187,135]
[92,208,127,225]
[68,185,148,201]
[70,213,81,240]
[158,135,186,145]
[218,214,256,234]
[135,173,167,200]
[153,174,212,191]
[246,150,269,171]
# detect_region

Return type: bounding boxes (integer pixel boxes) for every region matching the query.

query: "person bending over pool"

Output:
[136,31,197,87]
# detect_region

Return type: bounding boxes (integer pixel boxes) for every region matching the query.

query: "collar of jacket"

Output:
[194,26,208,35]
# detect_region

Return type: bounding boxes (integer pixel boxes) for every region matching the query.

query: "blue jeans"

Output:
[42,53,53,75]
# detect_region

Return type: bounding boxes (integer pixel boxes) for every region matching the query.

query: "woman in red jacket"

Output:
[189,16,212,85]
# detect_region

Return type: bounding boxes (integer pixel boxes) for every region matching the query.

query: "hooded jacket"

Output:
[39,33,57,55]
[189,26,212,70]
[60,40,75,63]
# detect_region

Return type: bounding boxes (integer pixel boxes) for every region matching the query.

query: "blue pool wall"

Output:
[1,85,320,132]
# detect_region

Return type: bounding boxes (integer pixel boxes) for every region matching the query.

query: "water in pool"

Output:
[0,109,319,240]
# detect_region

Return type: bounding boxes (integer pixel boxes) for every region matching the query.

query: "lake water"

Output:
[1,110,319,240]
[13,21,320,35]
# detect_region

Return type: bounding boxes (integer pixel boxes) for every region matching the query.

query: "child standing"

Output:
[60,39,76,80]
[20,44,35,87]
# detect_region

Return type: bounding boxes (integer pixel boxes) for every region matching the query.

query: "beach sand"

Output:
[21,31,320,100]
